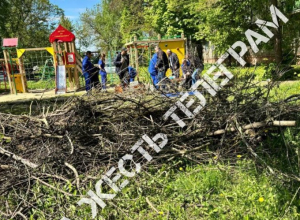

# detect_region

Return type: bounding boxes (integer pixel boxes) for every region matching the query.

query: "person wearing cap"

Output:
[114,48,130,87]
[82,51,95,92]
[166,49,180,78]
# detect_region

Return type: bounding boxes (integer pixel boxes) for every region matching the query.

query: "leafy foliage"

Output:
[59,15,74,32]
[1,0,63,48]
[79,0,123,54]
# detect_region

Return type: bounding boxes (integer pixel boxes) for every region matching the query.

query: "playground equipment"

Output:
[2,38,27,94]
[1,26,83,95]
[49,25,82,94]
[17,47,55,82]
[125,33,187,78]
[2,38,57,94]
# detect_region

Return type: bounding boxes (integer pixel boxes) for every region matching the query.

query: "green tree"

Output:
[120,0,147,41]
[0,0,9,36]
[3,0,63,48]
[0,0,10,57]
[79,0,123,54]
[59,15,74,32]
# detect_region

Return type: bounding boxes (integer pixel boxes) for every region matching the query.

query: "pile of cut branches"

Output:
[0,79,299,219]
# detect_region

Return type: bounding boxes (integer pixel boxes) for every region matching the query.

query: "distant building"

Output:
[203,42,276,66]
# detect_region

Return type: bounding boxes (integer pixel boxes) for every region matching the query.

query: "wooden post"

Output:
[158,34,161,40]
[70,42,75,53]
[52,42,57,66]
[133,36,138,69]
[57,43,63,65]
[72,41,80,89]
[129,46,133,67]
[134,43,139,72]
[64,42,67,53]
[67,42,75,89]
[3,50,15,94]
[67,68,74,90]
[18,56,27,93]
[68,42,74,89]
[148,43,151,61]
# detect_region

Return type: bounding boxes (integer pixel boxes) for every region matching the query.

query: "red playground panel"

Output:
[49,25,75,43]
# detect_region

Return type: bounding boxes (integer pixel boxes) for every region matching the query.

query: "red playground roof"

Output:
[49,25,75,43]
[3,38,18,47]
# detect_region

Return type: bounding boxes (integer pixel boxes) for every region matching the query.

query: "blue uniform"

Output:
[148,53,158,86]
[181,60,191,75]
[98,59,107,89]
[82,55,94,91]
[128,66,137,82]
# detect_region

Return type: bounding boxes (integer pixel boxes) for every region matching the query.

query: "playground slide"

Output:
[55,65,67,94]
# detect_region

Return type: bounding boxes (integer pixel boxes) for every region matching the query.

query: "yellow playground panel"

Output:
[125,34,186,79]
[11,74,25,93]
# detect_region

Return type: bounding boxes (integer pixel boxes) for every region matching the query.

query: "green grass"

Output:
[13,127,299,220]
[27,79,56,90]
[269,81,300,100]
[118,160,299,220]
[21,156,300,219]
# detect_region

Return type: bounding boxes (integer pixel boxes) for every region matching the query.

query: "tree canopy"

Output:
[0,0,63,48]
[0,0,299,63]
[77,0,300,63]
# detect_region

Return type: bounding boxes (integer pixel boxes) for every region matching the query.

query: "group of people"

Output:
[148,45,204,89]
[82,48,138,93]
[81,45,204,93]
[82,51,105,92]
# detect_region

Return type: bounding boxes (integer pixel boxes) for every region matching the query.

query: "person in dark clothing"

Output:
[128,66,138,82]
[167,49,180,78]
[114,48,130,87]
[190,55,204,85]
[155,46,169,89]
[82,51,95,92]
[181,58,192,89]
[91,56,100,89]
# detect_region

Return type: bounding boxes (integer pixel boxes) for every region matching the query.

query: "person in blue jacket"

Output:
[128,66,138,82]
[148,53,158,88]
[98,53,107,91]
[82,51,95,92]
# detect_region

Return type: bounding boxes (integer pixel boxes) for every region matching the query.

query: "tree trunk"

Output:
[271,0,283,64]
[294,36,299,65]
[194,39,203,62]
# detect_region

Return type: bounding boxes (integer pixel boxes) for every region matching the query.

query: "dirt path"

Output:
[0,89,86,104]
[0,86,118,104]
[0,80,298,104]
